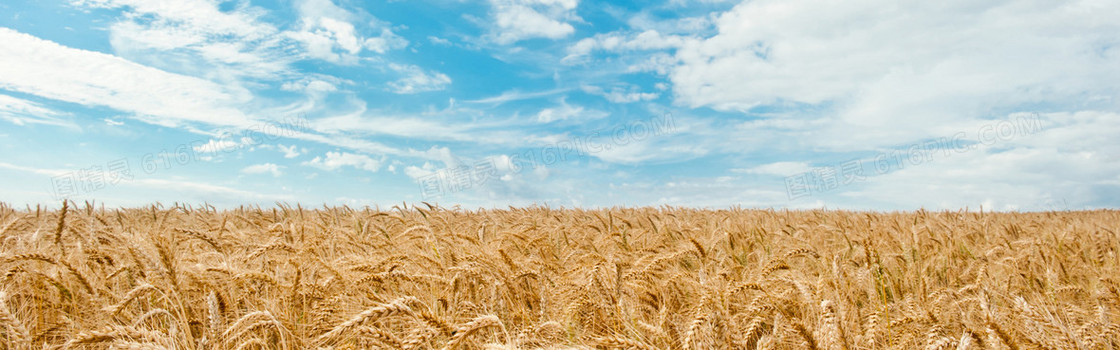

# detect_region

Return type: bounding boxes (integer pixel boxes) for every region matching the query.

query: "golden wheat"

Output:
[0,203,1116,349]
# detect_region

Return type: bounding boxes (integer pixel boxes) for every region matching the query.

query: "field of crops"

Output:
[0,202,1117,349]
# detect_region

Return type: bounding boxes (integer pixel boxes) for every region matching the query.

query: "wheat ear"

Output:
[315,296,418,344]
[442,315,502,350]
[0,291,30,347]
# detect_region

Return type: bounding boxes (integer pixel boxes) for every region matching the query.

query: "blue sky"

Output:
[0,0,1117,210]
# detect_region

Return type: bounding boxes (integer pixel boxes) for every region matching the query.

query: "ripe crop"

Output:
[0,201,1117,349]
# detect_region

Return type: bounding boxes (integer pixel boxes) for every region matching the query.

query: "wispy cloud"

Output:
[0,162,68,177]
[580,85,659,104]
[80,0,292,81]
[0,94,74,128]
[464,88,570,105]
[732,162,812,177]
[535,100,607,123]
[314,113,474,141]
[0,28,257,129]
[241,163,284,177]
[387,64,452,94]
[131,178,296,202]
[0,0,1115,210]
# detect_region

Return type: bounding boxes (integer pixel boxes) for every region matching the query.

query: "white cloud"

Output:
[132,178,296,202]
[536,100,607,123]
[303,151,382,172]
[74,0,274,38]
[411,146,457,168]
[536,105,582,123]
[289,0,408,63]
[281,78,340,93]
[565,30,686,62]
[841,121,1120,210]
[428,36,452,46]
[0,29,421,162]
[363,29,409,54]
[81,0,406,79]
[4,0,1112,210]
[0,28,257,129]
[626,12,715,35]
[241,163,283,177]
[590,138,705,164]
[626,53,678,75]
[78,0,292,81]
[277,144,304,158]
[464,88,570,105]
[761,111,1120,210]
[299,132,406,157]
[731,162,812,177]
[0,161,294,205]
[606,177,791,209]
[315,113,469,140]
[193,138,244,154]
[488,0,580,44]
[561,28,693,75]
[386,64,452,94]
[670,0,1120,116]
[403,163,438,180]
[581,85,659,103]
[0,162,68,177]
[0,94,73,128]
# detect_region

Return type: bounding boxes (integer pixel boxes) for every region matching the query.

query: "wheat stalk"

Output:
[103,284,158,316]
[443,315,502,350]
[0,205,1114,349]
[0,291,30,347]
[596,335,659,349]
[314,296,418,344]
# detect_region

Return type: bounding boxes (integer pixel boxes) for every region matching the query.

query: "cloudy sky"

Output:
[0,0,1117,210]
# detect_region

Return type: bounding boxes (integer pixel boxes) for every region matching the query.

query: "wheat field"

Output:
[0,201,1117,349]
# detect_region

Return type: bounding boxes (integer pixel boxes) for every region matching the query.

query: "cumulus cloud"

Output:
[277,144,304,158]
[288,0,408,63]
[411,146,458,168]
[193,138,243,154]
[363,29,410,54]
[649,0,1120,215]
[303,151,382,172]
[403,163,439,180]
[670,0,1120,116]
[488,0,580,44]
